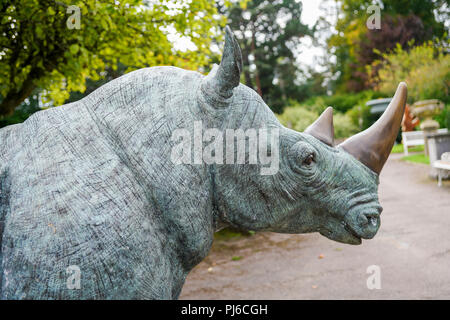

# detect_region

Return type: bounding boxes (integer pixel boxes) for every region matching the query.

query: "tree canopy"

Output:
[0,0,224,116]
[327,0,448,92]
[223,0,314,113]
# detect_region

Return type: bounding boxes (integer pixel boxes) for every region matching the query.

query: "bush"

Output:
[277,102,358,139]
[346,102,379,131]
[0,93,41,128]
[333,112,359,139]
[370,41,450,104]
[435,104,450,129]
[277,105,318,132]
[300,90,386,114]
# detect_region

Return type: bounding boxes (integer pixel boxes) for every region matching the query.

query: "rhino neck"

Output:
[207,163,232,233]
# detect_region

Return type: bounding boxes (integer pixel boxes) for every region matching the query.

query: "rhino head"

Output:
[195,27,406,245]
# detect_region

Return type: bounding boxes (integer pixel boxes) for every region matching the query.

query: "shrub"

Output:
[277,102,358,139]
[333,112,359,139]
[0,94,41,128]
[435,104,450,129]
[277,105,318,132]
[369,40,450,130]
[370,41,450,104]
[300,90,386,114]
[346,102,379,131]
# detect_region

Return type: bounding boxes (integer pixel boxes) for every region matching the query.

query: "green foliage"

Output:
[401,154,430,165]
[391,144,403,154]
[214,228,243,240]
[391,144,424,154]
[347,101,378,131]
[327,0,447,92]
[0,0,224,116]
[301,90,385,114]
[295,90,386,134]
[277,104,318,133]
[371,41,450,104]
[277,101,358,139]
[223,0,314,113]
[320,94,365,114]
[333,112,359,140]
[214,227,254,241]
[341,89,400,133]
[0,91,41,127]
[435,104,450,129]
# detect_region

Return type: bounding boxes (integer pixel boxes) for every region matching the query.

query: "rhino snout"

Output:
[345,206,382,240]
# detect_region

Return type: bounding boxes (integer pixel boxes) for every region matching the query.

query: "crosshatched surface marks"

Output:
[0,27,404,299]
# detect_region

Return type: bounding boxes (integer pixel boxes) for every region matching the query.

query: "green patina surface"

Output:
[0,27,384,300]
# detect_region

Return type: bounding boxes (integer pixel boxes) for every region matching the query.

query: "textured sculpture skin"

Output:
[0,28,403,299]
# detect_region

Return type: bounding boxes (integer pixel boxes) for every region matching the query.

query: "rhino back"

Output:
[0,67,214,299]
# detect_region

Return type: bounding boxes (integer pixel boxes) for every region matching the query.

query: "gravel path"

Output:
[180,154,450,299]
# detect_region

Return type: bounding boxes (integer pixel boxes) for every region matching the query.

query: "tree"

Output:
[327,0,448,92]
[222,0,313,113]
[369,41,450,104]
[0,0,224,116]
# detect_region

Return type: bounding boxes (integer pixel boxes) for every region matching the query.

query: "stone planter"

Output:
[427,131,450,179]
[411,100,445,156]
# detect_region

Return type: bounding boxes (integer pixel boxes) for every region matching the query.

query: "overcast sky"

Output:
[170,0,331,73]
[297,0,328,72]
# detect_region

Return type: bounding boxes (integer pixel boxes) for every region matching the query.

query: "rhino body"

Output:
[0,67,220,299]
[0,28,406,299]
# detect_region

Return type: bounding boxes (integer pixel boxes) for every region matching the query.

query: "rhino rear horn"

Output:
[201,26,243,107]
[338,82,407,174]
[305,107,334,146]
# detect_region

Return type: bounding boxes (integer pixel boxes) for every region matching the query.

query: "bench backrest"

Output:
[402,128,448,142]
[402,131,423,142]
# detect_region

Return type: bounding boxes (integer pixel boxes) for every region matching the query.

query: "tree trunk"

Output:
[0,76,36,117]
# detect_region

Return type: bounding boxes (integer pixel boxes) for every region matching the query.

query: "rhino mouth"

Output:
[343,223,363,244]
[319,220,362,245]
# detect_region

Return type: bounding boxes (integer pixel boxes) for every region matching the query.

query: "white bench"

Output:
[434,152,450,187]
[402,129,448,156]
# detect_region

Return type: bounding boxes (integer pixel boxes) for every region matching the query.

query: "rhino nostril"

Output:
[368,216,378,227]
[364,213,379,226]
[358,213,379,227]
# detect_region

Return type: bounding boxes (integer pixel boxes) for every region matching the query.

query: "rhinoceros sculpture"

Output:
[0,27,406,299]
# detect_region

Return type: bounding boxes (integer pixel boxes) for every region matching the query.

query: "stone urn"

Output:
[410,99,445,156]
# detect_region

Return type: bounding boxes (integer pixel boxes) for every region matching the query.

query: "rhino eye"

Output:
[303,154,315,165]
[288,141,317,174]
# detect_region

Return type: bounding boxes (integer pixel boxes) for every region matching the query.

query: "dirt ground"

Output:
[180,154,450,299]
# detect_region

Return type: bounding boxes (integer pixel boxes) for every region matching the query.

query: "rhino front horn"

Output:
[339,82,407,174]
[305,106,334,146]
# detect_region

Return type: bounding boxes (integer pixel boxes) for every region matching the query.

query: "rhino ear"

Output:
[201,26,243,108]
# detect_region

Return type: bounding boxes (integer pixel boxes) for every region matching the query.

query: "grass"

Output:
[391,143,424,154]
[392,143,429,164]
[214,228,255,241]
[400,153,430,165]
